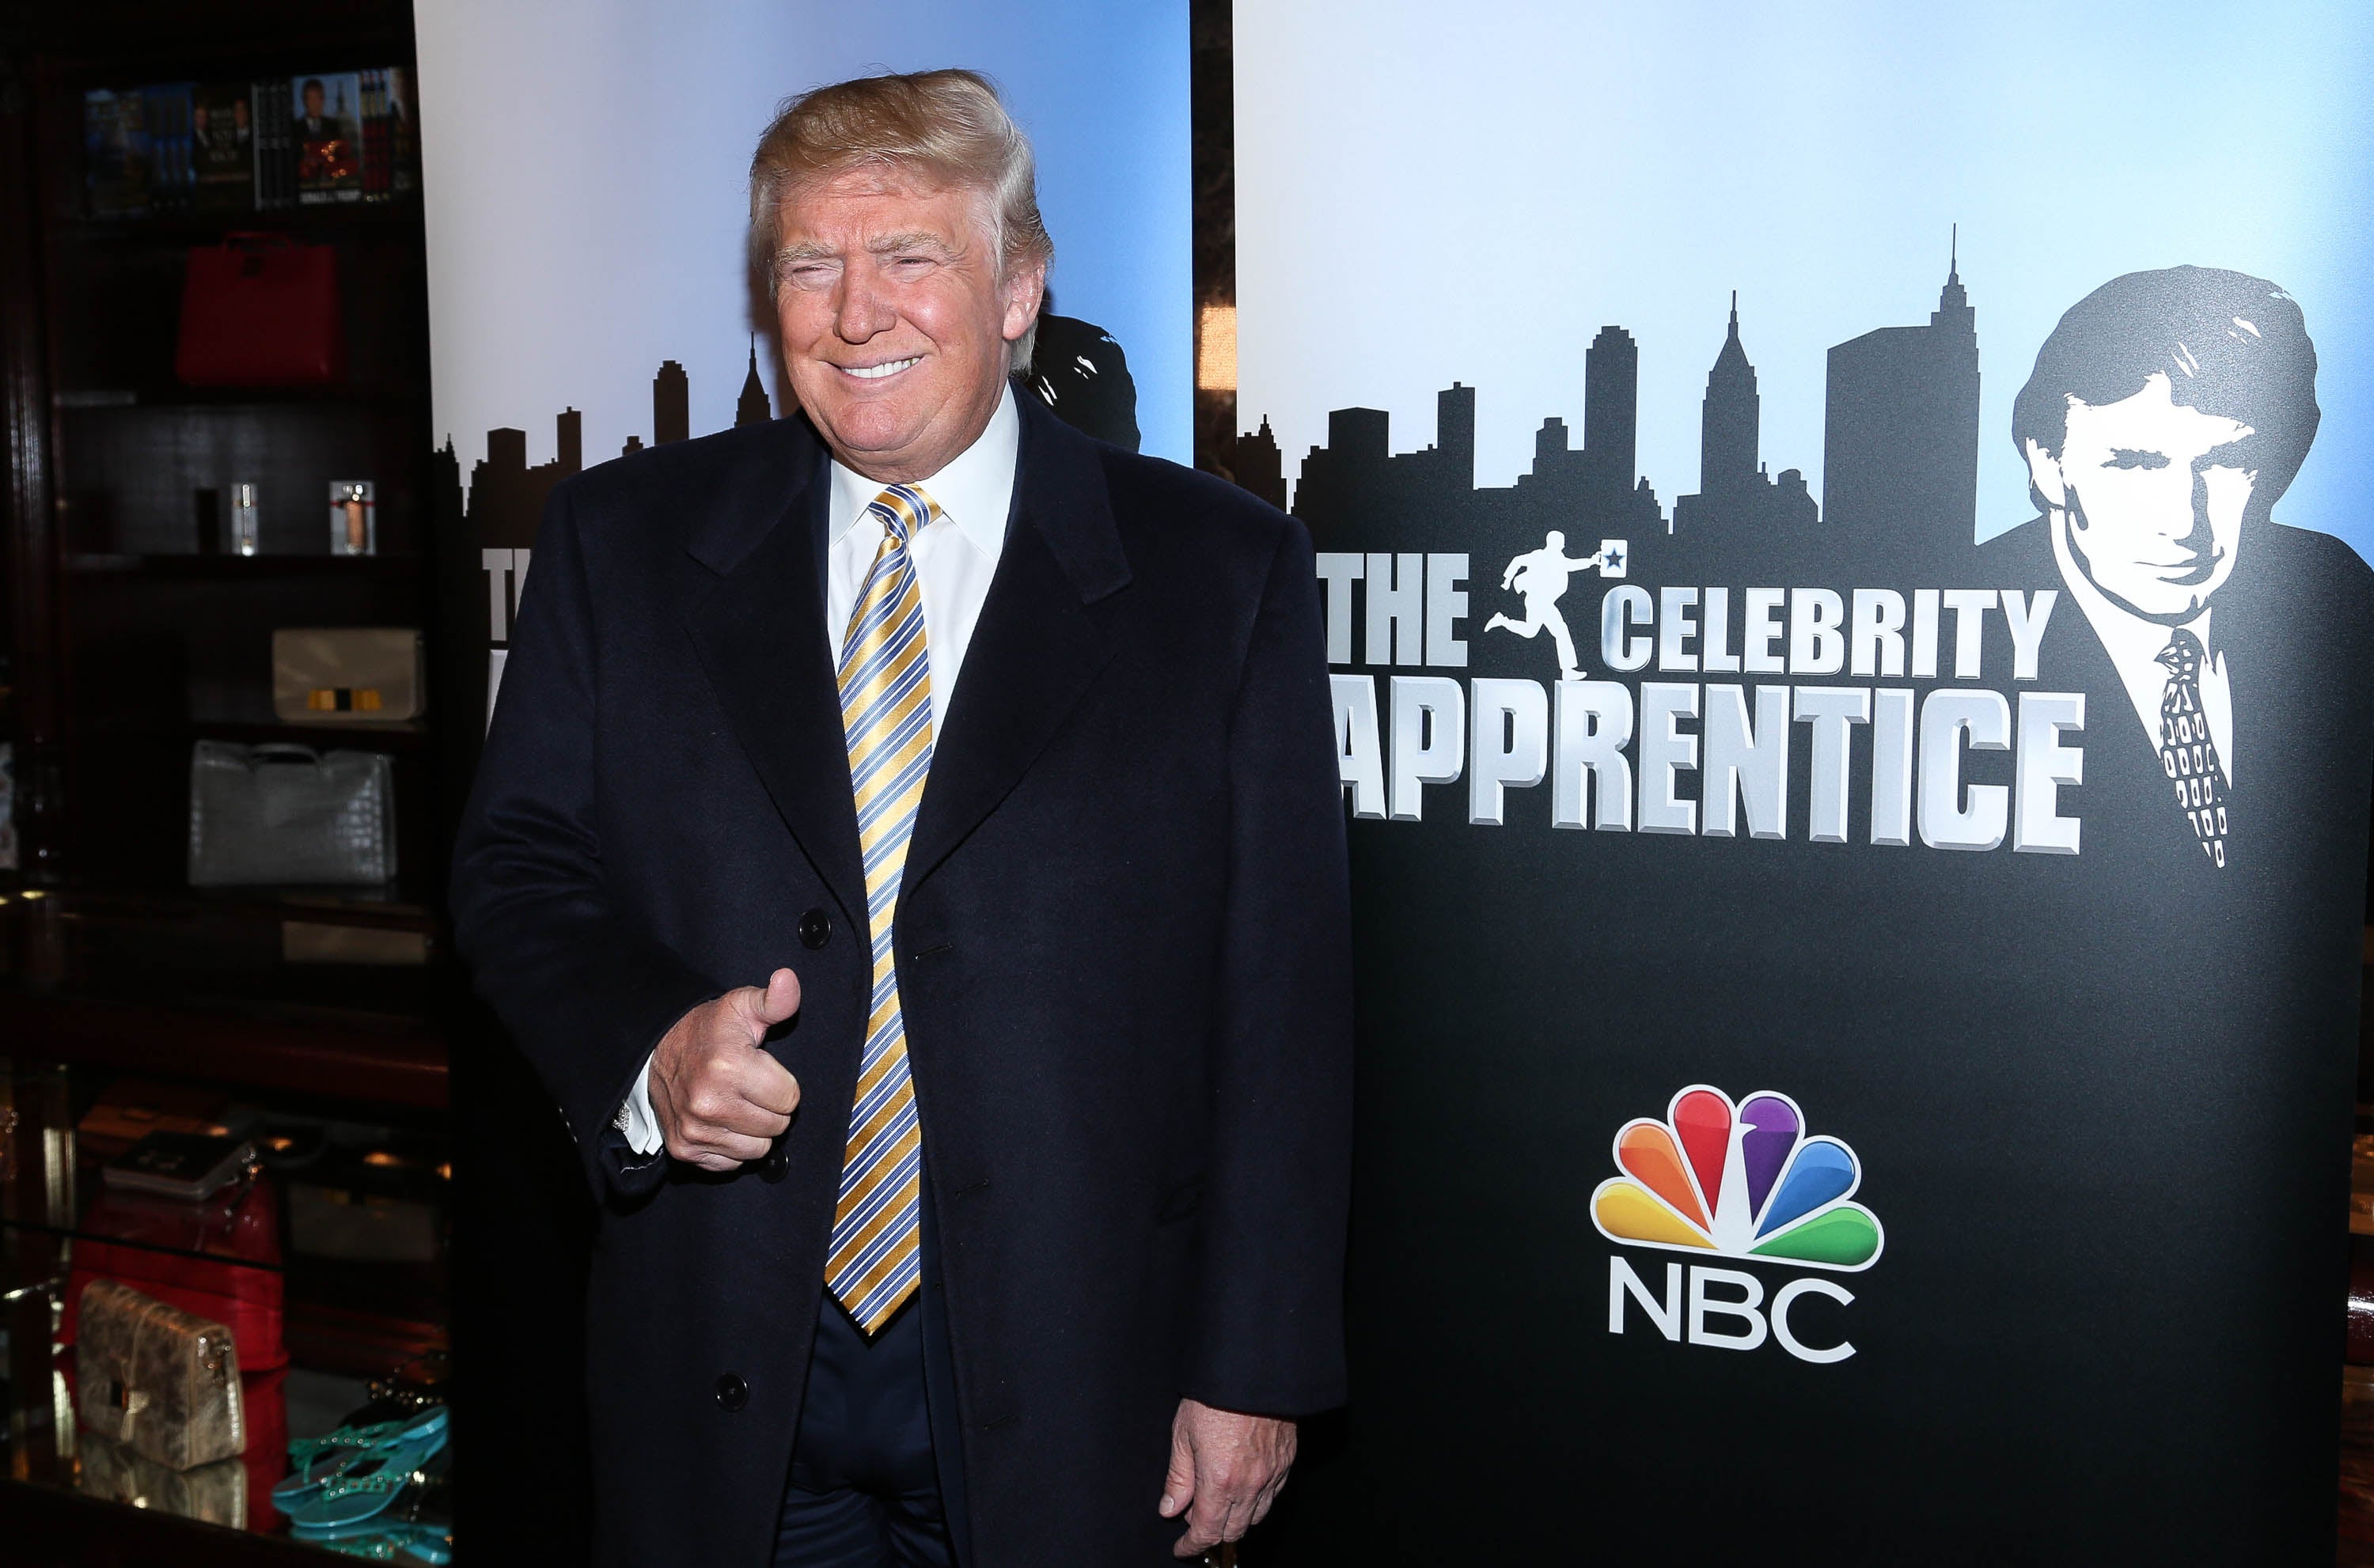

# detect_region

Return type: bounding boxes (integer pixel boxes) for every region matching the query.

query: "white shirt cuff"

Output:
[616,1055,664,1156]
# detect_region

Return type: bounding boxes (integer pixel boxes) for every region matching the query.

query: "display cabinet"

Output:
[0,2,481,1560]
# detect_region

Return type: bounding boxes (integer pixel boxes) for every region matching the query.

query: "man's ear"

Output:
[2022,437,2069,510]
[1001,258,1048,343]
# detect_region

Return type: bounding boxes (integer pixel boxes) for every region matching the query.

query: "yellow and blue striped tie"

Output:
[825,483,938,1334]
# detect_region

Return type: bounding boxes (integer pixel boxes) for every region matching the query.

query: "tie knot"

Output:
[2156,627,2205,679]
[867,484,938,547]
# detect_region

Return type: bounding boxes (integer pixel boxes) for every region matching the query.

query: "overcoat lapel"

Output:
[904,395,1133,892]
[681,424,868,929]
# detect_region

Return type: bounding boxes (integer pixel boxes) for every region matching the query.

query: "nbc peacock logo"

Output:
[1591,1085,1883,1273]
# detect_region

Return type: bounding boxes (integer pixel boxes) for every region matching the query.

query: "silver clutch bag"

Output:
[74,1280,245,1472]
[188,740,396,887]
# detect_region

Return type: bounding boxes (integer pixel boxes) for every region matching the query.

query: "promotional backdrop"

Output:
[1236,3,2374,1561]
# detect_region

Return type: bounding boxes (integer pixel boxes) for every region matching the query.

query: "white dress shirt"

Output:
[619,385,1021,1155]
[2050,511,2235,786]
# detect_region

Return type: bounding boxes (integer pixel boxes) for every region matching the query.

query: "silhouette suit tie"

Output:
[2156,627,2228,869]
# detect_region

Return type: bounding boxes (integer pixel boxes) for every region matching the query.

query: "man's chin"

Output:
[812,408,927,464]
[2102,574,2217,622]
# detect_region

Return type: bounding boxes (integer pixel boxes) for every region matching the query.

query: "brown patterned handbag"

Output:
[74,1279,245,1471]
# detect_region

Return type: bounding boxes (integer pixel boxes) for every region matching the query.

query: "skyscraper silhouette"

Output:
[735,339,773,428]
[1267,323,1667,552]
[1287,392,1496,543]
[486,426,525,479]
[467,409,589,551]
[1581,326,1639,507]
[1433,382,1475,491]
[654,360,690,445]
[1237,417,1287,511]
[1673,294,1815,536]
[1529,416,1581,487]
[1700,293,1760,500]
[1823,234,1980,556]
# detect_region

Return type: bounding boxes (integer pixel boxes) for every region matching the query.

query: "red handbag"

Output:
[175,233,345,386]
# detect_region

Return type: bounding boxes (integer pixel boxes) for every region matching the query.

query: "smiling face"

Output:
[772,168,1044,484]
[2024,373,2258,621]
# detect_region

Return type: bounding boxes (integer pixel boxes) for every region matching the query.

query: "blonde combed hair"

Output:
[749,69,1053,372]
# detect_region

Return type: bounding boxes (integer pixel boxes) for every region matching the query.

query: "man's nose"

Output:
[834,274,890,342]
[2182,464,2217,545]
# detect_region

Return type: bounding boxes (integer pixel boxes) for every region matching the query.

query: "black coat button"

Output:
[715,1373,747,1411]
[797,909,832,949]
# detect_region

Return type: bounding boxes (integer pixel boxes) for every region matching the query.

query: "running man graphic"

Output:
[1486,530,1613,680]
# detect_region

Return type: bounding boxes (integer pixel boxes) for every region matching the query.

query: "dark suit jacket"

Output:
[1947,515,2374,1553]
[449,393,1353,1566]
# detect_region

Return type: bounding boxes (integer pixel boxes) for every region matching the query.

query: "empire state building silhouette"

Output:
[1671,292,1817,536]
[735,338,776,427]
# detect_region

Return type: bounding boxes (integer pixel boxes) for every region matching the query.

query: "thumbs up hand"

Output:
[650,968,804,1171]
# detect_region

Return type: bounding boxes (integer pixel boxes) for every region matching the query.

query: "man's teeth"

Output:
[844,357,920,380]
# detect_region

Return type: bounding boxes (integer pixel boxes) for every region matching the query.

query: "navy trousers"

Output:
[773,1204,969,1567]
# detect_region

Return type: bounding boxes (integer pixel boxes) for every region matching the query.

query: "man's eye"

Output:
[2104,449,2171,470]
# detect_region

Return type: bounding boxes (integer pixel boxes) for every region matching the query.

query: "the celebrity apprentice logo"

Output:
[1592,1085,1881,1365]
[1322,543,2088,856]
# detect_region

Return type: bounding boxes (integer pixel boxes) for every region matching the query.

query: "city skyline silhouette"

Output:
[445,314,1139,565]
[1239,239,1985,590]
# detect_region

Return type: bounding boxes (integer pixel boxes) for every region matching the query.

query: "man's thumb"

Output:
[749,967,802,1028]
[1159,1434,1195,1517]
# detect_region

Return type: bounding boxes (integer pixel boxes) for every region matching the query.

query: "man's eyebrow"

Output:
[866,231,960,257]
[775,241,837,265]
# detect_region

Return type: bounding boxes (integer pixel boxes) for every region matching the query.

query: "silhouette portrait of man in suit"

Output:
[1980,265,2369,877]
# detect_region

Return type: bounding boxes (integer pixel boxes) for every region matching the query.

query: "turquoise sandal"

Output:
[277,1418,408,1507]
[308,1521,453,1562]
[281,1408,448,1525]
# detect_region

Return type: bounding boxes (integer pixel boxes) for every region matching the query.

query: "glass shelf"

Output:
[55,200,425,248]
[1,1061,449,1552]
[64,551,427,578]
[1,1062,448,1282]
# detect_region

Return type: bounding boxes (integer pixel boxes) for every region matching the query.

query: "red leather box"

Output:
[59,1177,286,1371]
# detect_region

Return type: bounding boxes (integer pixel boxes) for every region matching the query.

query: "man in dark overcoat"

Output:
[451,68,1352,1568]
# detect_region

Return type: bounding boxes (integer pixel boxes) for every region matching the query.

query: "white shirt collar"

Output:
[828,383,1018,558]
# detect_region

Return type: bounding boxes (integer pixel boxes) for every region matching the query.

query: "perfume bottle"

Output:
[230,483,260,556]
[330,480,377,556]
